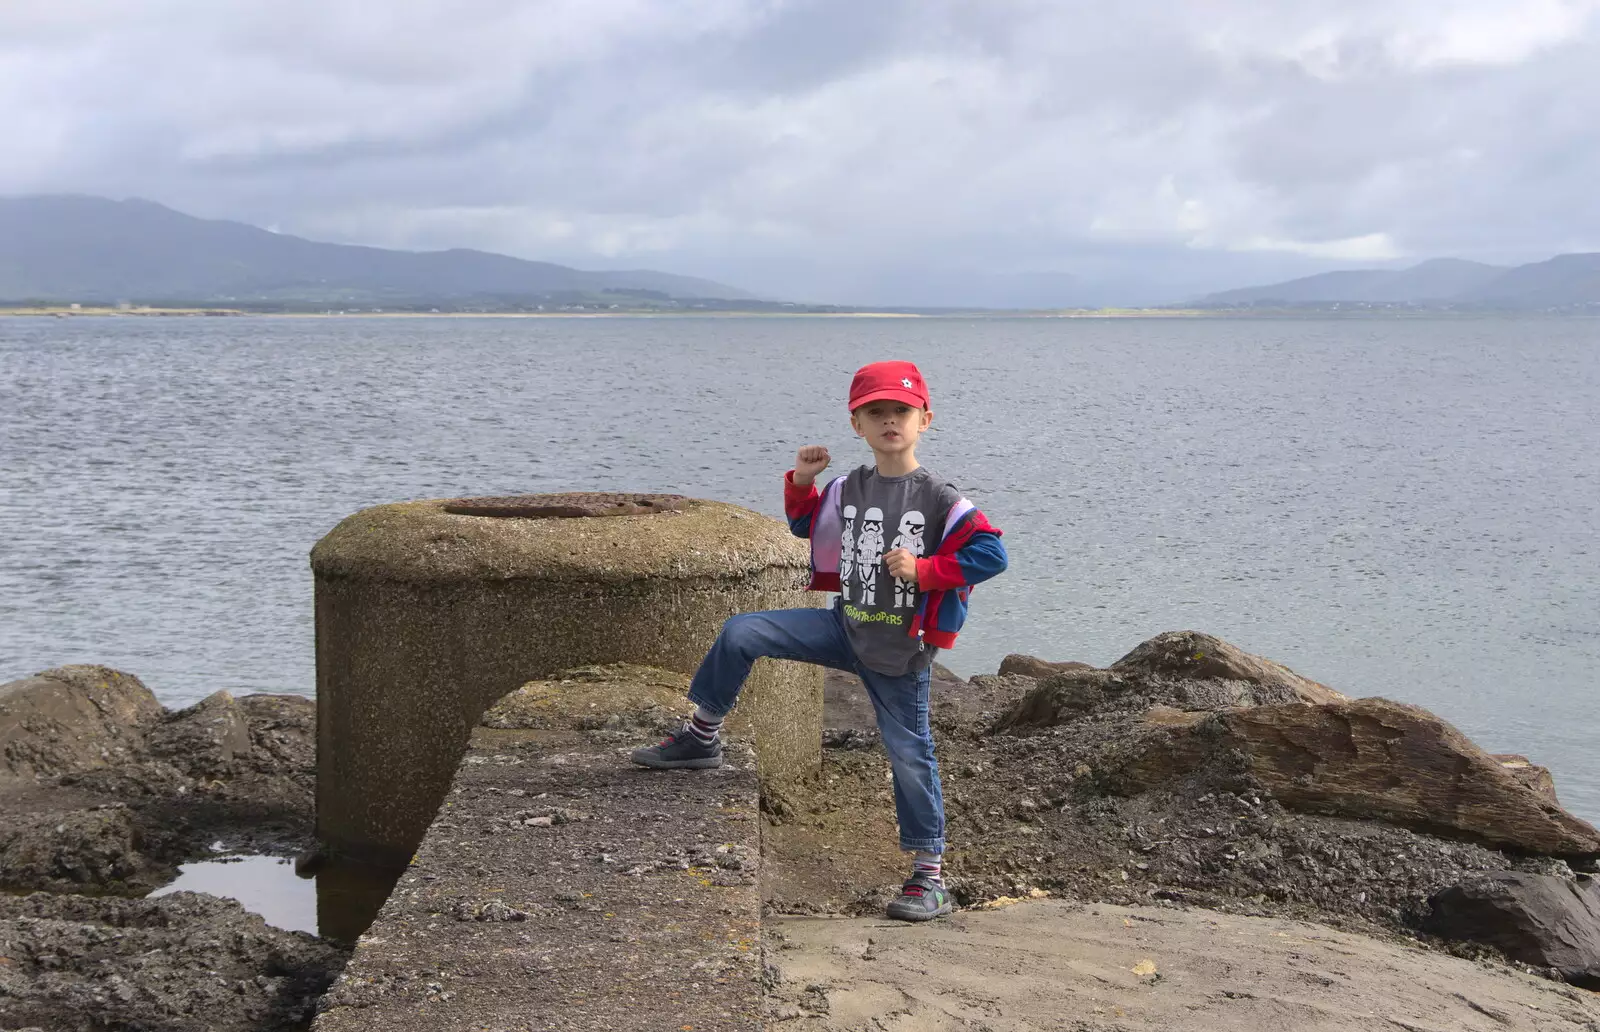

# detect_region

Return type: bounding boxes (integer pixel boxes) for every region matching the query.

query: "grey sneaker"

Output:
[630,727,723,770]
[886,875,952,922]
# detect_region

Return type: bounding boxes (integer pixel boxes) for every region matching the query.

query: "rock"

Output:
[0,665,163,780]
[0,806,171,894]
[997,633,1350,730]
[0,890,348,1032]
[1110,631,1345,706]
[998,654,1094,679]
[1,678,318,895]
[147,690,253,775]
[1492,754,1560,803]
[821,727,880,751]
[1424,872,1600,989]
[1121,697,1600,859]
[236,693,316,772]
[994,669,1122,729]
[931,662,966,684]
[1143,705,1204,727]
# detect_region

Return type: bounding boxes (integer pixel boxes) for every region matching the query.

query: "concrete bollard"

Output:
[310,492,823,865]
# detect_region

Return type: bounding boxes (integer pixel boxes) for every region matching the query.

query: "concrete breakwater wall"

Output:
[313,666,763,1031]
[310,493,823,869]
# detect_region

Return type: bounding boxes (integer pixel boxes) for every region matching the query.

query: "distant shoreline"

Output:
[3,304,1595,320]
[2,305,247,318]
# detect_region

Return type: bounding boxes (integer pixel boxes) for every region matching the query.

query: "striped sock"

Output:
[912,851,943,886]
[686,707,723,746]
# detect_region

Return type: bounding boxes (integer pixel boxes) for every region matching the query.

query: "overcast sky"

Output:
[4,1,1597,304]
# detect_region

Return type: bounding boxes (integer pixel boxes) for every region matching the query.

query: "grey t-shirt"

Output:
[836,465,962,676]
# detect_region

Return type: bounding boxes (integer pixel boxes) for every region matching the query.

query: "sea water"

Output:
[3,314,1597,826]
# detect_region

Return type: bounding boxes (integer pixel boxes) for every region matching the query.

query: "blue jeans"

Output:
[687,602,945,854]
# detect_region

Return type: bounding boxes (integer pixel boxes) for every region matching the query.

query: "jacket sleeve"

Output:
[916,510,1007,590]
[783,470,821,538]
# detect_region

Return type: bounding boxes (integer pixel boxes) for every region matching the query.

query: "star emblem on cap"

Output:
[901,378,913,388]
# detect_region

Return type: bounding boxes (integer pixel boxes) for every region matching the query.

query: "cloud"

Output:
[1233,233,1403,262]
[3,0,1598,303]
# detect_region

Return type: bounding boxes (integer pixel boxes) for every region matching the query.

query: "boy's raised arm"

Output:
[783,445,832,538]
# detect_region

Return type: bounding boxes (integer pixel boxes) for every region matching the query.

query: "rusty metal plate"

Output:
[443,492,687,519]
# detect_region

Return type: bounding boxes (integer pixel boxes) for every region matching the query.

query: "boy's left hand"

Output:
[884,548,918,585]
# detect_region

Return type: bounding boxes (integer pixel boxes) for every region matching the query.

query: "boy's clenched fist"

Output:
[884,548,919,585]
[793,445,831,485]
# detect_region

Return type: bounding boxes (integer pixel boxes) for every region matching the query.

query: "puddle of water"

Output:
[145,852,406,942]
[149,854,316,933]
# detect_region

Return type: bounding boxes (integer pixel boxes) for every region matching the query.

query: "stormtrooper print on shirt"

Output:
[836,466,962,676]
[890,510,926,608]
[839,504,857,603]
[856,507,885,606]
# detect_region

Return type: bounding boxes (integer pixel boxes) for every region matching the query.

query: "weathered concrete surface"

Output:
[311,495,822,867]
[313,669,763,1031]
[764,899,1600,1030]
[481,663,704,733]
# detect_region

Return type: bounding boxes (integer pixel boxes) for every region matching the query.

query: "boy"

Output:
[630,360,1008,921]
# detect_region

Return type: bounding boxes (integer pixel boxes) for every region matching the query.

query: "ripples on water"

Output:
[2,315,1597,819]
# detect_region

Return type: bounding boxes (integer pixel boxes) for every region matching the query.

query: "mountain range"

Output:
[1197,255,1600,311]
[0,195,750,305]
[4,194,1600,311]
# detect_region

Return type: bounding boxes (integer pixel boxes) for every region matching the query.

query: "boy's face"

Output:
[850,400,932,456]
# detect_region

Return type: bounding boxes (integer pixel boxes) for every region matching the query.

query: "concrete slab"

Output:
[763,900,1600,1031]
[314,723,762,1031]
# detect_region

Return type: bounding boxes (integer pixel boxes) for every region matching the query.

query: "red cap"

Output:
[849,360,929,411]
